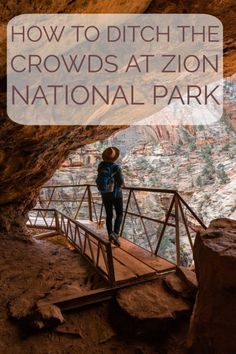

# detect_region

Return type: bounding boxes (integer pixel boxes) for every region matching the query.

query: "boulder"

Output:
[8,297,34,320]
[188,218,236,354]
[163,271,197,301]
[115,279,191,337]
[33,301,64,329]
[8,295,64,330]
[176,267,198,296]
[163,273,189,297]
[208,217,236,230]
[8,290,45,320]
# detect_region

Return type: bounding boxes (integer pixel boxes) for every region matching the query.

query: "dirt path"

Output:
[0,230,188,354]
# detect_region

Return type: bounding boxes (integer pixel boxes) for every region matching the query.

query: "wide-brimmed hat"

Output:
[102,147,120,163]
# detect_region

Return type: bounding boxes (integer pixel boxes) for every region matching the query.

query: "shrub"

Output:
[216,165,230,184]
[221,143,230,151]
[196,175,203,187]
[198,124,205,131]
[189,143,197,151]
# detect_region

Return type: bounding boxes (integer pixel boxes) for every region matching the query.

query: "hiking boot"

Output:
[109,232,120,247]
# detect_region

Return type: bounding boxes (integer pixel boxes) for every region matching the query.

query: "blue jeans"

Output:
[102,192,123,236]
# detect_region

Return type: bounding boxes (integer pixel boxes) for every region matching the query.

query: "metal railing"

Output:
[28,208,115,285]
[35,184,207,266]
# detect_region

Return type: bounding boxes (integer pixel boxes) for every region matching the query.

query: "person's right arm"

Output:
[116,166,124,187]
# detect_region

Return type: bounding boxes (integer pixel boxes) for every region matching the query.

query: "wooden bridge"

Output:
[28,186,207,289]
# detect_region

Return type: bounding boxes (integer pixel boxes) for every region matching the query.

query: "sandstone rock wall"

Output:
[188,218,236,354]
[0,113,121,235]
[148,0,236,77]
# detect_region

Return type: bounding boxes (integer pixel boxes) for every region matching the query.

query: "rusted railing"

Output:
[27,208,57,229]
[35,184,207,266]
[27,208,115,285]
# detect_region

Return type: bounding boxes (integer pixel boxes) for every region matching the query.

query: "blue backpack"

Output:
[96,163,118,194]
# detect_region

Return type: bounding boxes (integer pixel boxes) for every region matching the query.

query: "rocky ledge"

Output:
[114,268,197,338]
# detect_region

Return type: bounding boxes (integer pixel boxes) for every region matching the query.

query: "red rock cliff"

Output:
[188,218,236,354]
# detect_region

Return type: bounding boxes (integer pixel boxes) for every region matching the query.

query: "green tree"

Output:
[196,175,203,187]
[187,164,193,173]
[189,143,197,151]
[198,124,205,131]
[200,144,212,158]
[222,143,230,151]
[216,165,230,184]
[174,143,182,153]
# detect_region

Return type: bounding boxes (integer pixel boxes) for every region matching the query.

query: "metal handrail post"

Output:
[120,188,132,237]
[154,194,175,255]
[55,209,60,233]
[178,197,194,251]
[175,194,180,266]
[98,203,104,225]
[74,186,87,220]
[87,185,93,222]
[106,243,115,286]
[132,190,153,253]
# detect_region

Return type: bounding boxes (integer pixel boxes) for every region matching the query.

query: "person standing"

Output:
[96,147,124,246]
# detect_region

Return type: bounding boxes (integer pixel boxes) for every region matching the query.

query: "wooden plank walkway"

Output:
[79,220,176,284]
[28,213,176,286]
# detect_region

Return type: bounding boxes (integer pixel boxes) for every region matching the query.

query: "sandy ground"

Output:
[0,229,188,354]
